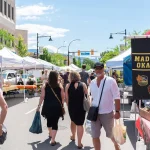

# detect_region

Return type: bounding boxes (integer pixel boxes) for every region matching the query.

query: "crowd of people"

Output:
[36,62,121,150]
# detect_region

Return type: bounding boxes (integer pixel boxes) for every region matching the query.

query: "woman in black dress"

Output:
[65,71,88,149]
[37,71,65,146]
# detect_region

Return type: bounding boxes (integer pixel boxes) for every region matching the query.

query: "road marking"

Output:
[25,108,36,115]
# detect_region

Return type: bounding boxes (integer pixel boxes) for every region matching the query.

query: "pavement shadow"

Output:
[6,96,24,108]
[61,141,93,150]
[124,119,137,150]
[28,138,62,150]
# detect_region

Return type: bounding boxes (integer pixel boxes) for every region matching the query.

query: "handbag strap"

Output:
[48,83,63,108]
[97,77,107,108]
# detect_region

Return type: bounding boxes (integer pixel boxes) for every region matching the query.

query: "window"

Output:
[12,7,14,20]
[8,4,10,18]
[4,1,7,16]
[0,0,3,13]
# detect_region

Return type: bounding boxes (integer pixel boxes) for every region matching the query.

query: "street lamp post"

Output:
[37,33,52,58]
[68,39,80,66]
[57,46,66,53]
[109,29,127,48]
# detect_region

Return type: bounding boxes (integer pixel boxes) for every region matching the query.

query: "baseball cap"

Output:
[94,62,104,69]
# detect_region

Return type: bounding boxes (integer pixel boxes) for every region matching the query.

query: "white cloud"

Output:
[44,45,58,53]
[22,16,39,20]
[16,24,69,38]
[28,36,37,47]
[16,3,55,20]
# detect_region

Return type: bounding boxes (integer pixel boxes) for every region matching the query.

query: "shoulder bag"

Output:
[87,77,107,121]
[49,84,65,119]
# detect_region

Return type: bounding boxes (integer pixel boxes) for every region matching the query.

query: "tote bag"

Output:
[29,111,42,134]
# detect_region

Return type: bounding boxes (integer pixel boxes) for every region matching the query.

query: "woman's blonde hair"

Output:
[69,71,81,82]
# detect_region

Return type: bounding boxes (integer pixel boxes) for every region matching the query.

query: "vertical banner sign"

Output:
[132,38,150,99]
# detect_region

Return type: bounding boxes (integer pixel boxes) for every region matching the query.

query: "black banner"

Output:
[132,38,150,99]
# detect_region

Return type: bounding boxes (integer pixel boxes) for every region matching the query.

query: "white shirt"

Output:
[89,76,120,114]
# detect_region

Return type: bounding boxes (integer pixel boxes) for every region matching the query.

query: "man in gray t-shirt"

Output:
[79,64,89,86]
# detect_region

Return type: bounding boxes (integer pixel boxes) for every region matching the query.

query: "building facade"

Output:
[0,0,28,48]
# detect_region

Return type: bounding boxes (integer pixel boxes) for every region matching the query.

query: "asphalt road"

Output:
[0,94,146,150]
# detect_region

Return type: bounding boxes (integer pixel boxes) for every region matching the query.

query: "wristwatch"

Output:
[115,110,120,113]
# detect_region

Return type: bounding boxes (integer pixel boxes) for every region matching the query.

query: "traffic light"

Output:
[78,50,80,56]
[91,49,94,55]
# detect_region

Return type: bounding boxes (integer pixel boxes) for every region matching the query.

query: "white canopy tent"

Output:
[23,57,45,69]
[0,47,31,69]
[69,64,81,71]
[37,59,60,71]
[106,48,131,68]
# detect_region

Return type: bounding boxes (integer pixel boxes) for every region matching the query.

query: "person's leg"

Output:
[100,112,120,150]
[51,117,59,144]
[48,128,52,137]
[93,138,101,150]
[70,121,76,140]
[47,118,52,137]
[77,125,84,147]
[91,115,101,150]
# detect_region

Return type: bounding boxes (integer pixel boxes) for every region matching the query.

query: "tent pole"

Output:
[35,63,37,96]
[0,56,3,92]
[23,61,26,102]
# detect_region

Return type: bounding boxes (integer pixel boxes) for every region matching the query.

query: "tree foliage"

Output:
[40,48,65,66]
[100,46,120,64]
[76,58,81,68]
[82,58,95,70]
[0,29,15,48]
[73,58,77,65]
[15,35,28,57]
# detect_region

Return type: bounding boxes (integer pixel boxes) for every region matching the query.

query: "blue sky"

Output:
[16,0,150,56]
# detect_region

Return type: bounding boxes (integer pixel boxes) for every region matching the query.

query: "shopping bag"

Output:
[29,111,42,134]
[113,119,126,145]
[85,119,92,135]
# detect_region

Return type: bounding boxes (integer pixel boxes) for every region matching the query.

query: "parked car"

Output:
[2,70,17,85]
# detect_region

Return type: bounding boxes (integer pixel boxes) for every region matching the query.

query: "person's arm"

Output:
[110,79,120,119]
[59,84,65,105]
[65,83,70,106]
[0,92,8,135]
[83,83,88,95]
[37,85,45,111]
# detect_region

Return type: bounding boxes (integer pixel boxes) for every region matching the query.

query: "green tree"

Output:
[100,50,109,59]
[73,58,77,65]
[100,46,120,64]
[77,57,81,68]
[83,58,95,70]
[51,53,65,66]
[0,29,15,48]
[15,35,28,57]
[40,48,51,62]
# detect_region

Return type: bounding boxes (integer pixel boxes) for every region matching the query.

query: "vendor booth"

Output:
[106,48,131,68]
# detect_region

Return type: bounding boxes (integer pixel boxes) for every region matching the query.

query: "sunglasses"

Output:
[95,67,103,70]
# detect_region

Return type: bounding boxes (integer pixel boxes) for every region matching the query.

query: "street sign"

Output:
[80,52,90,55]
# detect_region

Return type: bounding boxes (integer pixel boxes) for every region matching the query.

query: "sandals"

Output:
[77,144,83,149]
[70,136,75,141]
[50,141,57,146]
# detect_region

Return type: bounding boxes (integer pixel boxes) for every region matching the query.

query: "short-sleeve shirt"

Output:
[79,71,89,85]
[89,76,120,114]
